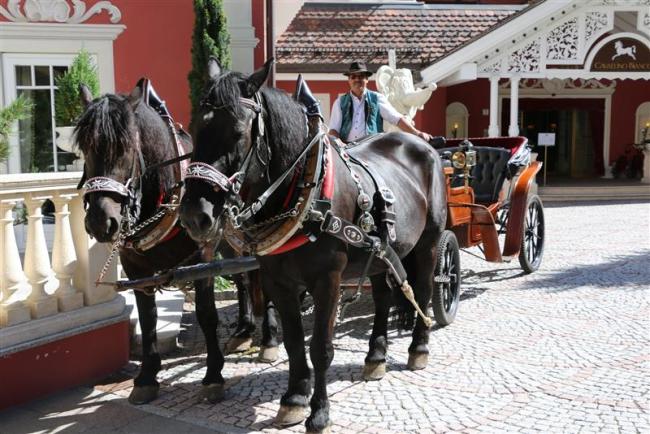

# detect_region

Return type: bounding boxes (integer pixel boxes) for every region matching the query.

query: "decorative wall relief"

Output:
[585,11,610,45]
[508,39,541,73]
[0,0,121,23]
[478,60,503,75]
[547,18,579,61]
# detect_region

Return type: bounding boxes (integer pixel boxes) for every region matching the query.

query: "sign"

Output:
[538,133,556,146]
[591,37,650,72]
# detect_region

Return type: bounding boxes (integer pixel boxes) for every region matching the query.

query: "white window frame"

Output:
[0,22,124,174]
[3,54,79,173]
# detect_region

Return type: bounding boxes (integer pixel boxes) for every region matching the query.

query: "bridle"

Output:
[185,93,269,226]
[185,91,324,232]
[82,131,147,230]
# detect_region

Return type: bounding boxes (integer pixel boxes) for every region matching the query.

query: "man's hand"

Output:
[417,131,432,142]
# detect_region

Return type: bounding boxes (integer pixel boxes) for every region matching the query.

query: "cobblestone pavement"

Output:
[97,201,650,433]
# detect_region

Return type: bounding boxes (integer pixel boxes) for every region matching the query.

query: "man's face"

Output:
[348,73,369,96]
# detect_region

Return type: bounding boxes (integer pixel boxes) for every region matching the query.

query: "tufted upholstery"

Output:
[440,146,513,204]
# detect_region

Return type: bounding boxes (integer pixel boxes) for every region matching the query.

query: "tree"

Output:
[0,95,33,164]
[54,49,99,126]
[188,0,231,129]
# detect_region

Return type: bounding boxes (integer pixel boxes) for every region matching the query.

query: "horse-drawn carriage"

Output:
[430,136,545,326]
[81,60,546,431]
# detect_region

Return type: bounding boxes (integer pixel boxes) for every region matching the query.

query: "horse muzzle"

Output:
[85,211,120,243]
[179,197,221,243]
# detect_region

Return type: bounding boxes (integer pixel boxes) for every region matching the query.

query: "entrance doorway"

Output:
[502,98,605,180]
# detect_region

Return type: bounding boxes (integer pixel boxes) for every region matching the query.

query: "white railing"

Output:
[0,172,127,352]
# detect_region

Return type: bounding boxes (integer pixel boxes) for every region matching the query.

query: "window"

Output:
[2,54,78,173]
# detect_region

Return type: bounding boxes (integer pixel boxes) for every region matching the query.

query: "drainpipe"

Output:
[266,0,275,86]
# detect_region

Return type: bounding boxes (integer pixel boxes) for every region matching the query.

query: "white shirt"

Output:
[329,91,403,142]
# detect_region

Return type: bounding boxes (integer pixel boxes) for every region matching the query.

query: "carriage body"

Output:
[438,136,544,268]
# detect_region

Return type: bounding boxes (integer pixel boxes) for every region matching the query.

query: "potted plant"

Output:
[0,94,33,165]
[54,49,99,155]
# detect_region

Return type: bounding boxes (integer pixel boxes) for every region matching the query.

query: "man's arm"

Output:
[328,96,342,138]
[377,93,431,142]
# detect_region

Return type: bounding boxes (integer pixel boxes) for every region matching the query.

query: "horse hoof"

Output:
[198,383,225,403]
[224,336,253,354]
[362,361,386,381]
[407,352,428,371]
[274,405,306,427]
[128,385,159,405]
[258,346,279,363]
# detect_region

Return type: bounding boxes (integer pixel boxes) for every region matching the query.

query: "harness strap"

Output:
[234,132,325,228]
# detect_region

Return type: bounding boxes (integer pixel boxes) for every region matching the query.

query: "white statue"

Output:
[375,65,437,132]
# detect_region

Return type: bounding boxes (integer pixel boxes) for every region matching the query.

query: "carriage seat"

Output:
[440,146,513,204]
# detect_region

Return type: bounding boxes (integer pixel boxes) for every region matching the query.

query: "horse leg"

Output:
[363,274,392,381]
[224,273,255,354]
[406,234,438,371]
[306,273,342,433]
[129,291,161,404]
[258,299,280,363]
[195,276,226,402]
[269,280,311,427]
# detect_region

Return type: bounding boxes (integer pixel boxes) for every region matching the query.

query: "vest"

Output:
[339,90,383,142]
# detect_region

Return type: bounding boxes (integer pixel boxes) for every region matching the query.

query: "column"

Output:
[70,195,116,305]
[24,196,58,319]
[52,194,83,311]
[0,200,30,327]
[508,75,520,137]
[488,76,500,137]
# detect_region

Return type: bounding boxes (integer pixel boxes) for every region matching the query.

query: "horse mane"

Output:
[75,93,178,192]
[204,72,309,167]
[75,94,136,169]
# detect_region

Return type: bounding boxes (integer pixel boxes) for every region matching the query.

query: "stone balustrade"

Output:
[0,172,127,353]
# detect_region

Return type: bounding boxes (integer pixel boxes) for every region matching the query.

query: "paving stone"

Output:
[56,201,650,433]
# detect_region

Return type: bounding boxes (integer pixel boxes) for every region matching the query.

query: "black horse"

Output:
[75,81,278,405]
[179,58,447,432]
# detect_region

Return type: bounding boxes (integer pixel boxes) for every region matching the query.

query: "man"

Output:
[328,61,432,143]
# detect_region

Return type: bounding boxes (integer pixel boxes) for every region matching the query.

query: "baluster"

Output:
[0,200,30,327]
[23,195,57,319]
[70,195,116,305]
[52,194,83,311]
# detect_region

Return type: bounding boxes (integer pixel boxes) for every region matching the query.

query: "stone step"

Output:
[539,184,650,201]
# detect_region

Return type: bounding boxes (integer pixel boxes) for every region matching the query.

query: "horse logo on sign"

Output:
[611,41,637,61]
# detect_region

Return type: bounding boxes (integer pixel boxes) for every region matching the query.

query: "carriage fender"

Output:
[503,161,543,258]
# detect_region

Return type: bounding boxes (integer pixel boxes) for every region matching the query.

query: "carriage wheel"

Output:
[432,230,461,326]
[518,194,545,274]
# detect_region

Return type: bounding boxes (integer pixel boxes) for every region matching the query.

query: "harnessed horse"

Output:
[75,80,278,405]
[179,58,447,432]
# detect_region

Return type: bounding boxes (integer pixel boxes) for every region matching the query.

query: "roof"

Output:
[275,2,526,77]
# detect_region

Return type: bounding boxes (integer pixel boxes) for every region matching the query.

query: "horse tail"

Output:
[250,270,265,317]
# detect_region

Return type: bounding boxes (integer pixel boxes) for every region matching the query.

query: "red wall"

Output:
[609,79,650,163]
[447,79,491,138]
[110,0,194,128]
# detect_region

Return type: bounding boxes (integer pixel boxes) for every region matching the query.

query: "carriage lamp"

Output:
[452,149,476,191]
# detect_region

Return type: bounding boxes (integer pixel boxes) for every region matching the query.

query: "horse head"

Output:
[179,57,275,243]
[75,84,147,242]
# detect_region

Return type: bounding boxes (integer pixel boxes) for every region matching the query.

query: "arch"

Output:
[635,102,650,144]
[446,102,469,139]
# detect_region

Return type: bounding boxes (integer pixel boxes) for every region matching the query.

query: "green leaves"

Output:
[0,94,33,163]
[54,49,99,126]
[189,0,232,129]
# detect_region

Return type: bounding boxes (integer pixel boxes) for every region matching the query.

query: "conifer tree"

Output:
[188,0,231,128]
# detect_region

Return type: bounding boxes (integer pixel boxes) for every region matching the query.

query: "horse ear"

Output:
[375,66,394,96]
[79,84,93,107]
[208,57,222,80]
[247,58,274,94]
[129,83,143,107]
